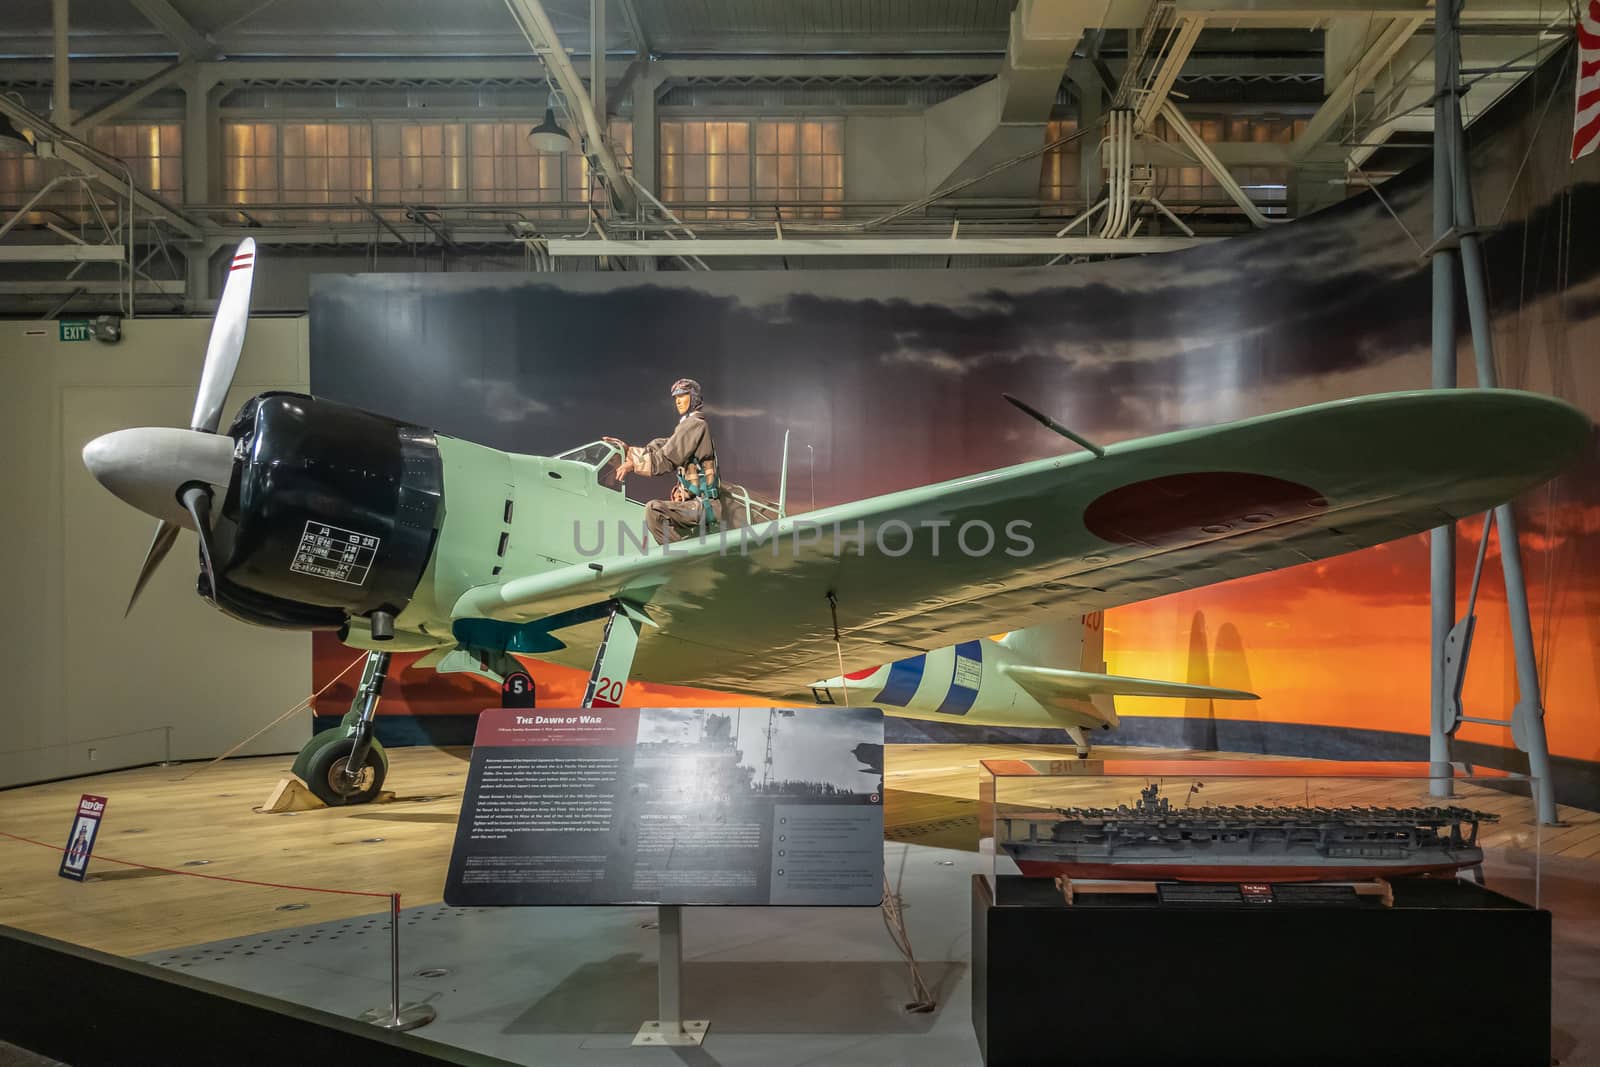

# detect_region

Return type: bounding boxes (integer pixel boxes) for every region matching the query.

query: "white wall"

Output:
[0,315,314,788]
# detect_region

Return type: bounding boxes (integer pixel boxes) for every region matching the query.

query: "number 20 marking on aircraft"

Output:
[592,678,624,705]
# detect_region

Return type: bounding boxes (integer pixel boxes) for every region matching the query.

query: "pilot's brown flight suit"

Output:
[629,410,726,544]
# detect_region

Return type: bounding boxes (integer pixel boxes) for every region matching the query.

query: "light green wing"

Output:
[452,389,1591,697]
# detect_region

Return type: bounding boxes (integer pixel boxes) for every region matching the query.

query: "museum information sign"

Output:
[445,707,884,906]
[58,794,107,881]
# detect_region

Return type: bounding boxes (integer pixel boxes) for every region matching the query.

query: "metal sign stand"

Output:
[632,905,709,1046]
[580,600,708,1043]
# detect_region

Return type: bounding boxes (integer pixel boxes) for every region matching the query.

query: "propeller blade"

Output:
[126,520,181,617]
[178,485,217,599]
[190,238,257,435]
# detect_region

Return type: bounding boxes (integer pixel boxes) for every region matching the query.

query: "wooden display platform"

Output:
[0,742,1592,957]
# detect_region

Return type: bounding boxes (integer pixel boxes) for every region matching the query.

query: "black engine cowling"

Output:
[208,392,443,630]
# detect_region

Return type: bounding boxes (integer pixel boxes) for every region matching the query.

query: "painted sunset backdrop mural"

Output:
[310,52,1598,799]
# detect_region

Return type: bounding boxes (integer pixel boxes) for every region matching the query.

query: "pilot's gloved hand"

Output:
[671,484,690,503]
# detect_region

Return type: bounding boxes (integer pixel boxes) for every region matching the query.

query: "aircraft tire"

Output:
[305,737,389,806]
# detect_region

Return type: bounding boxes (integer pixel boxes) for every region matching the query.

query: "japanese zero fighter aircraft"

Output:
[83,241,1593,804]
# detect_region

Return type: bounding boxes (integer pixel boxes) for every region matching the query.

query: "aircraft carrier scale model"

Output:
[998,784,1498,882]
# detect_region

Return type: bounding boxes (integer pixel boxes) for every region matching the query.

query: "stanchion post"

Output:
[390,893,401,1025]
[358,893,436,1032]
[632,904,709,1046]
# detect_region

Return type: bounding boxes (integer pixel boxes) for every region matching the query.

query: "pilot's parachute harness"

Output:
[676,456,721,531]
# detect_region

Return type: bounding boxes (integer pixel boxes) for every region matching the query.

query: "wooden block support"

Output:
[260,776,325,813]
[258,778,398,814]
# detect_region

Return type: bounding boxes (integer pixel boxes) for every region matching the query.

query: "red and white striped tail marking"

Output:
[1575,0,1600,161]
[229,251,256,272]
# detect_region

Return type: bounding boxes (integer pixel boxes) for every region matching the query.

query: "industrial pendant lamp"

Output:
[0,114,34,154]
[527,106,573,154]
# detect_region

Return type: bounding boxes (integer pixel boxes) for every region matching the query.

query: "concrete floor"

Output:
[143,841,981,1066]
[136,840,1600,1066]
[1487,850,1600,1067]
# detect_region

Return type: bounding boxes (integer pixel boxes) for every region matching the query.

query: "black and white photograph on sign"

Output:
[444,707,885,908]
[635,707,883,798]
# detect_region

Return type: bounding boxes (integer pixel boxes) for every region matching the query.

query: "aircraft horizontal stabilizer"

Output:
[999,663,1257,715]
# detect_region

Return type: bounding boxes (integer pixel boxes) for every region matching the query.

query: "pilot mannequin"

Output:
[612,378,726,544]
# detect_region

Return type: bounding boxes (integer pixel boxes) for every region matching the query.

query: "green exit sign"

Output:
[59,320,92,342]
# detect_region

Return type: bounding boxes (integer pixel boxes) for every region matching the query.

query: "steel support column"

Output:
[1428,12,1459,799]
[590,0,606,131]
[630,64,660,198]
[1073,68,1105,206]
[52,0,70,125]
[1443,0,1557,824]
[1429,0,1558,823]
[183,70,217,309]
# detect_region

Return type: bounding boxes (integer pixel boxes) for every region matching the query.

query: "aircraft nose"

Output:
[83,427,236,530]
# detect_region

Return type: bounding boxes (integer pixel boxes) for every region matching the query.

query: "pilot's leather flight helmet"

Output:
[670,377,704,412]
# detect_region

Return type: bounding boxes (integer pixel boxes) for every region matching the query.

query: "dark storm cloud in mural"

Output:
[311,56,1600,507]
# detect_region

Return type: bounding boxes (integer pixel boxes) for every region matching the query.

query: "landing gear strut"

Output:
[1065,726,1091,760]
[293,649,392,806]
[582,600,648,708]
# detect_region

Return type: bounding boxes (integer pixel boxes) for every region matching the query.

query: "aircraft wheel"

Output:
[305,738,388,806]
[1075,748,1091,760]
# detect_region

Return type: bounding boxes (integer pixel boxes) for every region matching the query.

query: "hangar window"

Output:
[1,122,181,225]
[661,118,842,220]
[465,121,582,218]
[87,123,184,202]
[223,121,372,223]
[376,122,468,205]
[221,117,630,221]
[1149,114,1307,217]
[281,123,372,222]
[1038,118,1081,215]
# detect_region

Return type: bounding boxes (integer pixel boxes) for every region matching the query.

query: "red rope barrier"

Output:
[0,829,394,901]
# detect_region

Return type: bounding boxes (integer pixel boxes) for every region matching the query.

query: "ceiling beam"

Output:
[73,59,193,129]
[545,236,1217,257]
[0,56,992,90]
[0,280,183,294]
[129,0,221,60]
[0,245,127,261]
[1292,15,1427,161]
[653,57,1000,79]
[501,0,634,214]
[618,0,650,54]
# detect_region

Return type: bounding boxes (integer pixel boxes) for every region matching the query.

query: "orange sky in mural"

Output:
[1105,519,1600,765]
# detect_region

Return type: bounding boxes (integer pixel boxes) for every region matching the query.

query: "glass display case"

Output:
[978,758,1541,904]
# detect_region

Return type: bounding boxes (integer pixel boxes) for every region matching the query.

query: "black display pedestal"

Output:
[972,874,1550,1066]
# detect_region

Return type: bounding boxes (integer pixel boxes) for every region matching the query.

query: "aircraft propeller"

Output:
[82,238,257,615]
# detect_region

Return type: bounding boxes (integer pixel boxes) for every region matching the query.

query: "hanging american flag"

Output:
[1575,1,1600,160]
